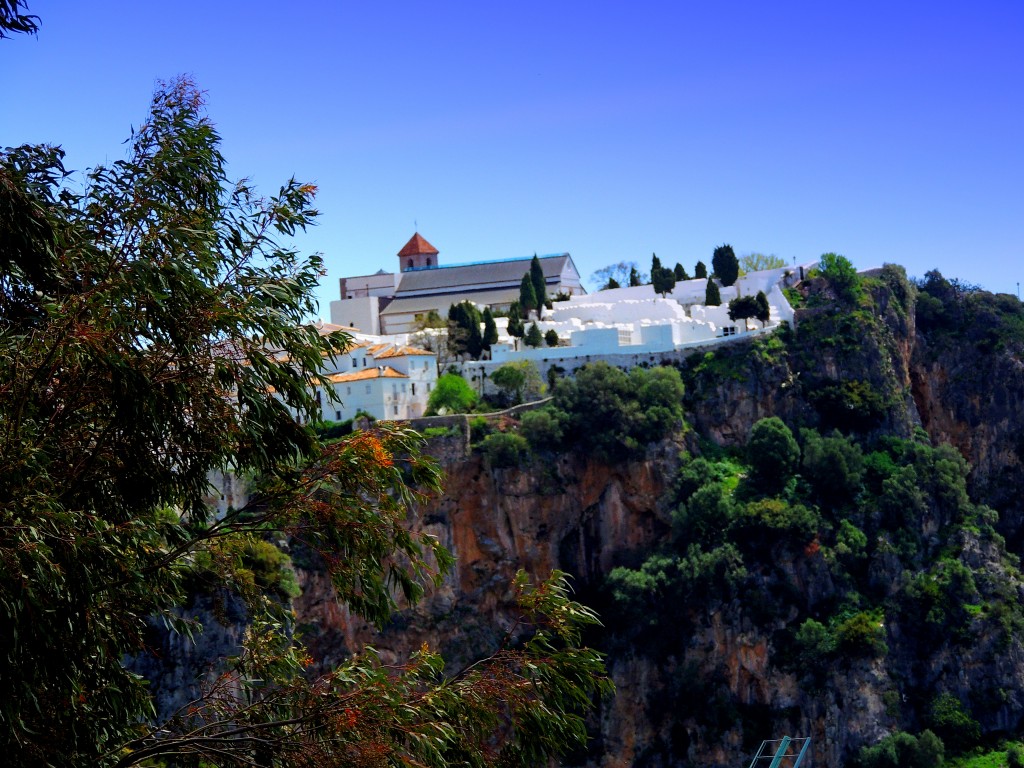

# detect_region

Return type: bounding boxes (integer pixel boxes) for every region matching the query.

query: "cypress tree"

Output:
[712,244,739,287]
[674,262,689,281]
[519,273,537,314]
[694,260,708,279]
[530,255,546,312]
[482,307,499,349]
[705,277,721,306]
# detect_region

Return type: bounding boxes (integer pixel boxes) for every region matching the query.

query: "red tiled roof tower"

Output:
[397,232,439,272]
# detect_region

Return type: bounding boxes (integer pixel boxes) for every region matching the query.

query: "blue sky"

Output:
[3,1,1022,316]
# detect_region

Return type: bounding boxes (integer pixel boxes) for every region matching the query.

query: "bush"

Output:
[855,730,944,768]
[747,417,800,494]
[469,415,493,442]
[520,407,566,451]
[928,693,981,754]
[834,610,888,657]
[794,618,835,666]
[801,429,865,508]
[1008,743,1024,768]
[819,252,862,304]
[479,432,530,468]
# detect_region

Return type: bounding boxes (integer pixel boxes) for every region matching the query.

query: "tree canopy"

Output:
[694,260,708,279]
[0,76,609,766]
[738,252,787,274]
[712,244,739,287]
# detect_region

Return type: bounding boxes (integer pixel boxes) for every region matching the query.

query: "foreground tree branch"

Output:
[0,77,610,766]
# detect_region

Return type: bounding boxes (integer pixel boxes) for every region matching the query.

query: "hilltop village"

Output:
[315,233,815,422]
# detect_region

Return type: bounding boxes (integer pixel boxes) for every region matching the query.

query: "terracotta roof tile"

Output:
[375,345,435,358]
[326,366,408,384]
[397,232,439,258]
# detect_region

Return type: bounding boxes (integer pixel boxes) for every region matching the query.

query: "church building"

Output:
[330,233,586,335]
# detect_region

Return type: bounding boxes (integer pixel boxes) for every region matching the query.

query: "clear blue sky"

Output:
[3,1,1022,317]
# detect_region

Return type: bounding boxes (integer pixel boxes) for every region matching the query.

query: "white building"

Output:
[314,338,438,422]
[462,264,811,389]
[330,233,587,335]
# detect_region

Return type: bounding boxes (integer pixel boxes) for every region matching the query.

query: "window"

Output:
[411,383,416,395]
[335,410,342,420]
[426,383,431,392]
[362,358,366,367]
[426,257,432,267]
[351,358,357,368]
[365,384,371,394]
[722,326,738,337]
[401,383,407,393]
[407,258,413,269]
[393,405,398,415]
[392,383,398,395]
[346,386,351,395]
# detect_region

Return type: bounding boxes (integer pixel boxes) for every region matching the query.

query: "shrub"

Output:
[1008,743,1024,768]
[855,730,944,768]
[469,415,493,442]
[747,417,800,494]
[801,429,865,508]
[819,252,862,304]
[479,432,530,468]
[795,618,835,665]
[928,693,981,754]
[834,610,888,657]
[520,407,566,451]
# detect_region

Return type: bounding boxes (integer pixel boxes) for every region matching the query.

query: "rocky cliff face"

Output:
[294,438,681,673]
[149,269,1024,767]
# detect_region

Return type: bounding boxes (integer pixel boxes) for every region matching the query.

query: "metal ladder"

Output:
[746,736,811,768]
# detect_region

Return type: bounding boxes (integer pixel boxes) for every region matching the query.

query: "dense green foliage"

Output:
[605,399,1021,762]
[490,361,544,406]
[0,78,611,765]
[819,252,862,304]
[694,259,707,279]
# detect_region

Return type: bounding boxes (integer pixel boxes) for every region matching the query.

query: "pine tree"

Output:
[629,266,642,286]
[705,277,722,306]
[651,252,662,276]
[674,262,689,281]
[695,260,708,279]
[525,322,543,347]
